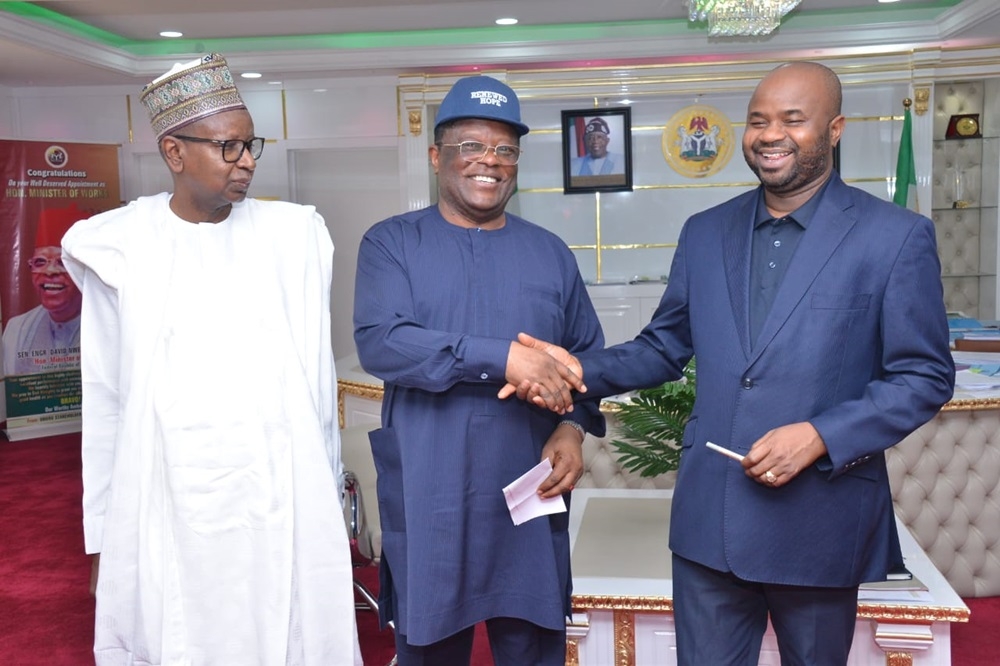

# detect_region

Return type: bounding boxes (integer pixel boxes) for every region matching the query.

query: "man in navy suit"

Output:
[508,61,955,665]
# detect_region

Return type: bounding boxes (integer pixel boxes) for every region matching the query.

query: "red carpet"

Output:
[0,433,492,665]
[0,432,995,665]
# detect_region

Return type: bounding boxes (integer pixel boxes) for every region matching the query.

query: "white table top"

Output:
[568,488,968,619]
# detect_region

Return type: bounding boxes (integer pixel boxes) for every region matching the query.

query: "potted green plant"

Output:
[609,359,695,479]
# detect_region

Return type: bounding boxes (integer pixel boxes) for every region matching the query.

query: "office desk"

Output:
[567,489,969,666]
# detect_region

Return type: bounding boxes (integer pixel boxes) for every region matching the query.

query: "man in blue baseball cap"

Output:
[570,116,626,177]
[354,75,604,665]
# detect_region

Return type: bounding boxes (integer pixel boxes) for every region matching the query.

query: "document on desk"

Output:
[502,459,567,526]
[954,367,1000,391]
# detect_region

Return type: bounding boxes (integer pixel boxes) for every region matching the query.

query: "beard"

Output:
[745,132,832,194]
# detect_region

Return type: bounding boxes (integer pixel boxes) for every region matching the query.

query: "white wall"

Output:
[6,75,403,359]
[292,146,402,359]
[0,84,13,136]
[6,53,1000,356]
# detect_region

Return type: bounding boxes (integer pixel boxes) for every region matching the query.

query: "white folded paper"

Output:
[502,459,567,526]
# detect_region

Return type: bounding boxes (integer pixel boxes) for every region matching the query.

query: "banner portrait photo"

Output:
[1,139,120,440]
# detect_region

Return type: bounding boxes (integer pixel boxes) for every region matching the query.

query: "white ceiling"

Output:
[0,0,998,88]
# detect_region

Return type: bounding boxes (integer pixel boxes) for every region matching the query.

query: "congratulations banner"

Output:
[1,140,120,440]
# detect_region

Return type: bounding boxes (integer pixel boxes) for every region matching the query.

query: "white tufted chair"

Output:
[887,409,1000,597]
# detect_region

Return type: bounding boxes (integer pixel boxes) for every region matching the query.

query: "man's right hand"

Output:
[498,333,584,413]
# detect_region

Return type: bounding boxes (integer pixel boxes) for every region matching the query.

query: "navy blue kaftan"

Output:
[354,206,605,646]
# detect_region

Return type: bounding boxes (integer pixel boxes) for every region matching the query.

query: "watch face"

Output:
[956,116,979,137]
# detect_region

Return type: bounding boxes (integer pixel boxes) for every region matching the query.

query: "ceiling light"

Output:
[878,1,900,3]
[241,72,262,79]
[268,81,283,85]
[686,0,802,36]
[495,18,518,26]
[159,31,183,38]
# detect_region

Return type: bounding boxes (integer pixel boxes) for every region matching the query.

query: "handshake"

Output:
[500,332,585,415]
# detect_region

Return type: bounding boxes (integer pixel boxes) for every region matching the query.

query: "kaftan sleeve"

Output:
[557,263,606,437]
[62,214,126,554]
[353,221,510,392]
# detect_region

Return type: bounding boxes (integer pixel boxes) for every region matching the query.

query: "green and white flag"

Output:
[893,106,918,211]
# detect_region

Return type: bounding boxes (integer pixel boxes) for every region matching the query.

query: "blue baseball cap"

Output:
[434,75,529,136]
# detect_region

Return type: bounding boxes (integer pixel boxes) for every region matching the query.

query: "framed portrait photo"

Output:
[561,107,633,194]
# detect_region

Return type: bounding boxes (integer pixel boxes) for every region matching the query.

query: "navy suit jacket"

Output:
[579,173,955,586]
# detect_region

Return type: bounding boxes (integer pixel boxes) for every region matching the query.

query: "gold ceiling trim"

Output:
[400,59,928,103]
[519,176,894,197]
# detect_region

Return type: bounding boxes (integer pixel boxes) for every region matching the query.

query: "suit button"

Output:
[741,377,753,389]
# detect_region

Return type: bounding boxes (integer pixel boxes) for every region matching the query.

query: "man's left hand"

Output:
[742,421,827,488]
[536,422,585,499]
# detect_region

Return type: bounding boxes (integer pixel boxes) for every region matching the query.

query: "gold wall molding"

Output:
[573,594,965,623]
[940,397,1000,412]
[408,109,422,136]
[613,610,636,666]
[913,87,931,116]
[280,89,287,140]
[339,379,383,399]
[573,595,673,613]
[856,602,969,623]
[565,614,589,666]
[125,94,133,144]
[885,652,914,666]
[337,379,384,429]
[565,640,579,666]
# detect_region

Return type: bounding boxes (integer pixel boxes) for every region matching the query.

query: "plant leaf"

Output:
[607,359,695,478]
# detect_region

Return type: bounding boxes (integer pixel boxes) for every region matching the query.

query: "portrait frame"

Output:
[561,108,633,194]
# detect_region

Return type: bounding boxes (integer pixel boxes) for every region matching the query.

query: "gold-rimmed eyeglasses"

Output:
[437,141,522,166]
[172,135,265,163]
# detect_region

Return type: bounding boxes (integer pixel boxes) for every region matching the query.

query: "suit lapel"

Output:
[723,192,758,361]
[750,175,858,363]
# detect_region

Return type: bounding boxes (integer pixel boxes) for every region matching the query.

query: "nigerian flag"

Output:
[893,106,917,211]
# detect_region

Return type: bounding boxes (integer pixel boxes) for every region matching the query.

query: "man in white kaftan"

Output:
[61,54,361,666]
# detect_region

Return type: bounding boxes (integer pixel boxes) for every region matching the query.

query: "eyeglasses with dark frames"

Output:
[436,141,522,166]
[171,135,266,163]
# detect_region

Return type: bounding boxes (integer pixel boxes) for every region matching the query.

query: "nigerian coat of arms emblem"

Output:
[661,104,735,178]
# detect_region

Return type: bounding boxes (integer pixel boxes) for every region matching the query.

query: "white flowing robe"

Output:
[62,193,361,666]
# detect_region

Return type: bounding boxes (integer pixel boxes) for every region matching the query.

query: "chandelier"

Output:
[686,0,803,37]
